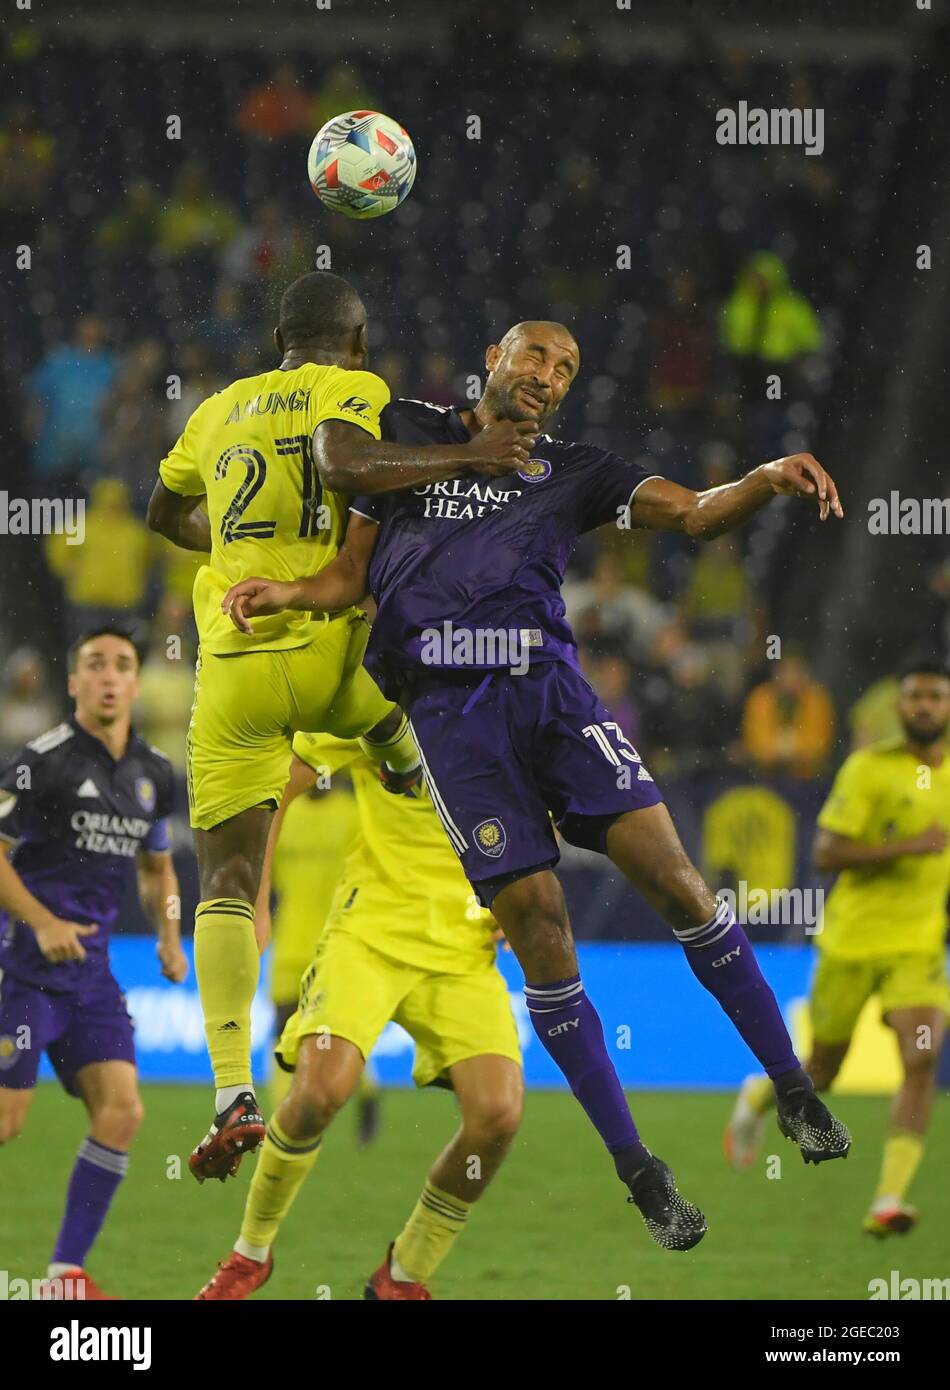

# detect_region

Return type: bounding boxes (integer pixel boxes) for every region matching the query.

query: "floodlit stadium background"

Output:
[2,0,949,1090]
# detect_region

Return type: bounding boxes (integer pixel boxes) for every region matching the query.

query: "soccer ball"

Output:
[307,110,416,220]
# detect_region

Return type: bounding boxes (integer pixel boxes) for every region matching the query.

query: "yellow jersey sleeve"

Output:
[309,369,390,441]
[158,400,209,496]
[817,752,877,840]
[293,730,366,781]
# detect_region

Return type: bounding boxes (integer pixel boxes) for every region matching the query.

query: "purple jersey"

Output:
[352,399,661,694]
[0,719,174,990]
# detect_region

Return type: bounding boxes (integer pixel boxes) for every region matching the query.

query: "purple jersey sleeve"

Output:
[349,496,385,525]
[0,748,50,844]
[575,450,663,533]
[142,817,171,853]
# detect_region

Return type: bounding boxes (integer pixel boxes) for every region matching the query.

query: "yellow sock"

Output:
[874,1130,924,1205]
[391,1180,472,1284]
[194,899,260,1089]
[239,1117,323,1250]
[359,711,419,773]
[746,1075,776,1115]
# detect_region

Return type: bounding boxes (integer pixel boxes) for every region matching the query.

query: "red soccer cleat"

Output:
[364,1245,432,1301]
[195,1251,274,1301]
[38,1269,118,1300]
[189,1091,266,1184]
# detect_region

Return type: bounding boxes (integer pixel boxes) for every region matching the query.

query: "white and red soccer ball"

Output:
[308,110,416,220]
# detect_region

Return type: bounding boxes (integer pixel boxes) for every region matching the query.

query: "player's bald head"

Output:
[497,320,580,366]
[278,271,367,352]
[482,320,580,426]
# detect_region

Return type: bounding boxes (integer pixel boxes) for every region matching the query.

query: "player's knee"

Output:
[901,1045,938,1084]
[203,854,257,905]
[465,1094,523,1148]
[291,1075,349,1133]
[95,1097,145,1147]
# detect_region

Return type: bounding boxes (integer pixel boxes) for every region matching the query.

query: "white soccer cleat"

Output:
[723,1075,769,1172]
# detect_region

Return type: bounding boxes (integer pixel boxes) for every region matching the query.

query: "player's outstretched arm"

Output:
[630,454,844,540]
[136,848,189,983]
[0,842,97,963]
[313,417,537,495]
[221,513,380,634]
[254,754,319,953]
[146,479,212,551]
[813,824,947,872]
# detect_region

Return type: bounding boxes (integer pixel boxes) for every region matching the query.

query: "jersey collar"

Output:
[68,715,142,768]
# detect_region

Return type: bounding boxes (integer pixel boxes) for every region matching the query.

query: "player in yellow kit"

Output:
[196,729,523,1302]
[725,661,950,1235]
[263,772,383,1141]
[146,271,491,1181]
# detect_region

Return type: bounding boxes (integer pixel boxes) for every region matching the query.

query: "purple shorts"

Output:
[407,660,663,904]
[0,967,135,1095]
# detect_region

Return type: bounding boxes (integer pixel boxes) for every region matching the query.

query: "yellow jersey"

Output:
[292,730,497,975]
[158,363,390,654]
[816,739,950,958]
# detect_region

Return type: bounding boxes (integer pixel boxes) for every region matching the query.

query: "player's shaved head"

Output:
[277,271,367,355]
[481,320,580,428]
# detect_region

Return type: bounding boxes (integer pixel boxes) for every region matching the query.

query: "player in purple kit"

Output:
[0,628,188,1299]
[223,318,851,1252]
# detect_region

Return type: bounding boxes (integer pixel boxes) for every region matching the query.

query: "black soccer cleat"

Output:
[776,1083,851,1165]
[189,1091,266,1183]
[625,1155,707,1252]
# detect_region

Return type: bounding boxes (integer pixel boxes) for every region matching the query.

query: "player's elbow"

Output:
[146,485,172,537]
[316,450,360,495]
[812,835,835,873]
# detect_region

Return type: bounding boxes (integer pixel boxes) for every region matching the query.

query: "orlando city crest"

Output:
[517,458,552,483]
[474,818,507,859]
[135,777,156,813]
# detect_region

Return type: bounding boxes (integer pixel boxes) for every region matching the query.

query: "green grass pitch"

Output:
[3,1084,948,1301]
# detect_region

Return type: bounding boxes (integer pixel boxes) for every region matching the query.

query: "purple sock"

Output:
[51,1136,128,1269]
[524,976,649,1174]
[676,898,799,1078]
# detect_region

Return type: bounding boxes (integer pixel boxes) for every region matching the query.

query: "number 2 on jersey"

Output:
[214,436,323,544]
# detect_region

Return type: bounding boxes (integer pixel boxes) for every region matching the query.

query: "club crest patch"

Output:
[517,458,552,483]
[135,777,156,813]
[474,818,507,859]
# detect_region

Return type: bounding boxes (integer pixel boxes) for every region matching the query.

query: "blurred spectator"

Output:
[0,101,55,245]
[135,597,197,773]
[0,647,60,755]
[583,645,642,746]
[26,317,117,490]
[847,674,903,749]
[649,271,710,413]
[45,478,155,639]
[642,624,738,775]
[156,163,240,262]
[165,343,226,442]
[741,649,835,779]
[236,62,313,141]
[96,179,160,258]
[308,64,375,133]
[198,282,259,375]
[679,535,754,641]
[721,251,823,367]
[416,352,457,407]
[221,200,289,287]
[564,551,670,664]
[99,340,168,506]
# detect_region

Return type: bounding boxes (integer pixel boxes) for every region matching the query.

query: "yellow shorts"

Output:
[186,609,392,829]
[811,950,950,1045]
[276,927,522,1089]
